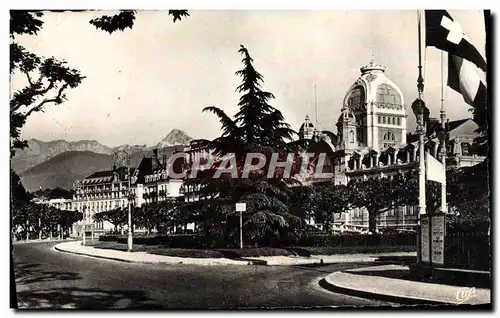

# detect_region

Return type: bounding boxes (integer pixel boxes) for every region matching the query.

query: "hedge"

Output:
[99,232,417,249]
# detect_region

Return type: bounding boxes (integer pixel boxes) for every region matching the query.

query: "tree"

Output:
[10,32,84,157]
[9,10,189,157]
[88,10,189,33]
[314,183,352,231]
[94,208,127,233]
[182,45,307,246]
[347,173,423,233]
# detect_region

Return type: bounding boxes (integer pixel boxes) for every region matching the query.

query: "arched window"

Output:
[383,116,386,124]
[378,116,381,124]
[392,117,396,125]
[348,86,365,107]
[397,117,401,125]
[349,131,355,143]
[383,131,395,141]
[376,84,402,105]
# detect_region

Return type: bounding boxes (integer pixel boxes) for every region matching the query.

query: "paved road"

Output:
[13,241,390,309]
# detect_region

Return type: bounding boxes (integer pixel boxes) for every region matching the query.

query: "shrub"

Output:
[150,248,225,258]
[296,233,416,247]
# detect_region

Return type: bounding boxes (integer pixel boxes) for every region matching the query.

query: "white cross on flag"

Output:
[425,10,486,72]
[425,10,487,112]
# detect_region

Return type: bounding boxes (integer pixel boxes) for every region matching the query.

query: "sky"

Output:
[11,10,486,148]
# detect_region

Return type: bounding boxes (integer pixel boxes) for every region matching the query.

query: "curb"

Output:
[54,245,135,264]
[54,243,256,266]
[318,275,444,305]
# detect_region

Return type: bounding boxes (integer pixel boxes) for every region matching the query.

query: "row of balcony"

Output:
[77,188,129,194]
[143,190,169,199]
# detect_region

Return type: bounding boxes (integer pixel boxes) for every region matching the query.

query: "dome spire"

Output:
[360,53,386,74]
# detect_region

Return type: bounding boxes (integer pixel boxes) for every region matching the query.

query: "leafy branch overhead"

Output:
[9,10,188,157]
[10,42,85,157]
[89,10,190,33]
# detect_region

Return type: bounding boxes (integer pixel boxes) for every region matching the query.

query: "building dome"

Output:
[338,56,407,152]
[299,114,316,140]
[343,57,404,109]
[360,58,386,74]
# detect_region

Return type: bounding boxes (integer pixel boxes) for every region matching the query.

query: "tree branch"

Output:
[22,82,68,119]
[10,77,56,113]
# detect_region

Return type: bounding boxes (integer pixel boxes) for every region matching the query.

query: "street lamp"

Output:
[82,205,87,246]
[114,150,133,252]
[411,98,427,263]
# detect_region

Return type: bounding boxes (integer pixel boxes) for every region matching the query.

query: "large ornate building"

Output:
[299,59,486,232]
[70,149,188,236]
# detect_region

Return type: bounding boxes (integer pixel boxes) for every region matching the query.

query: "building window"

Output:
[383,131,395,141]
[397,117,401,125]
[383,116,386,124]
[376,83,402,105]
[348,86,365,107]
[349,131,355,143]
[378,116,381,124]
[461,142,470,156]
[392,117,396,125]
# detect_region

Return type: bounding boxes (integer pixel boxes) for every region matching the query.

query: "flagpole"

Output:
[417,10,426,218]
[439,51,447,214]
[411,9,428,266]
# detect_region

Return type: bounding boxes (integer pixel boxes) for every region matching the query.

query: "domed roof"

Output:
[360,57,386,74]
[343,56,405,108]
[299,114,315,132]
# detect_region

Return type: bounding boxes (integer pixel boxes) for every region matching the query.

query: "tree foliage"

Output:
[313,183,352,230]
[181,46,307,246]
[9,10,189,157]
[89,10,189,33]
[10,12,85,157]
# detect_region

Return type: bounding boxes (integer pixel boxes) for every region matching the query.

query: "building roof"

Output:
[448,118,472,131]
[83,166,137,184]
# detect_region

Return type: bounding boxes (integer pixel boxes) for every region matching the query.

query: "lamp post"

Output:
[82,205,87,246]
[127,164,133,252]
[411,98,427,264]
[115,150,133,252]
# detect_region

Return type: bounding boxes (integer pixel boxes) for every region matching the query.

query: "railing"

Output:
[444,231,490,270]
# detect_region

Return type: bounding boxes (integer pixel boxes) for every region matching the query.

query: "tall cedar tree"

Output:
[181,46,309,246]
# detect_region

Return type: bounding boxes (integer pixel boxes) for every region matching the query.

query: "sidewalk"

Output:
[246,252,416,266]
[320,264,491,305]
[55,241,252,265]
[55,240,415,266]
[13,237,77,244]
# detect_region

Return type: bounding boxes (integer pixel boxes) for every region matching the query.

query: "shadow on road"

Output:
[17,287,165,309]
[14,262,81,286]
[14,261,164,309]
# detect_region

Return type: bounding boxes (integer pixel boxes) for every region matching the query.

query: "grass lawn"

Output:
[87,241,294,258]
[88,239,415,259]
[287,245,417,257]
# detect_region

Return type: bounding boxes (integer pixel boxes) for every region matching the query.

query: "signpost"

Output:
[431,214,446,265]
[236,202,246,249]
[421,216,430,263]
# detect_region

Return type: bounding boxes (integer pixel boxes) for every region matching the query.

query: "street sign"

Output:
[431,215,446,265]
[236,202,246,212]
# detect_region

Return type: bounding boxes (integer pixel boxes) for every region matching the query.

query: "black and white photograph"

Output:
[8,6,491,310]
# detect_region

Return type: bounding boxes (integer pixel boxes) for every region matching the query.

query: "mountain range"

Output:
[13,129,193,192]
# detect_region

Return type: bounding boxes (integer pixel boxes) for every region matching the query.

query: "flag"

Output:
[448,53,487,110]
[425,10,486,71]
[425,152,445,184]
[424,10,487,112]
